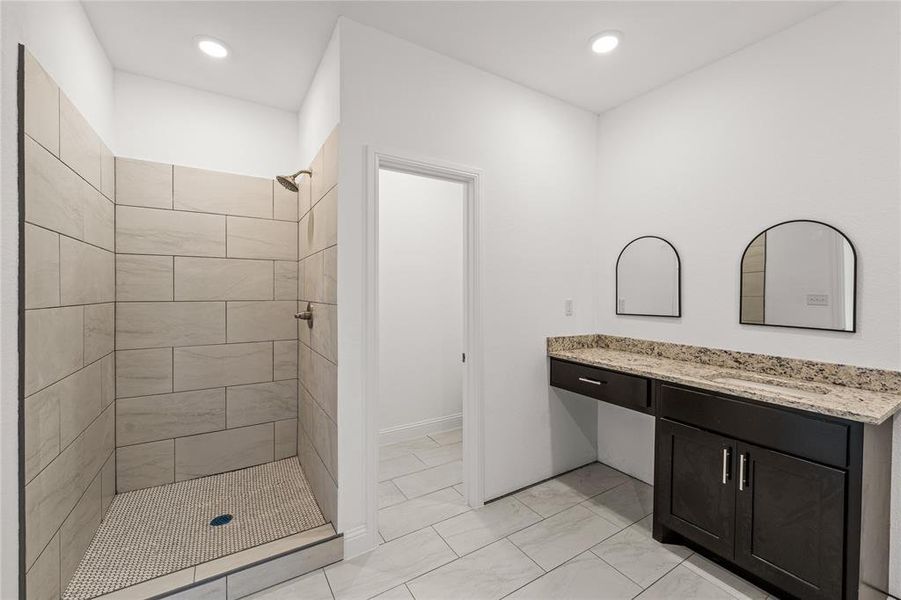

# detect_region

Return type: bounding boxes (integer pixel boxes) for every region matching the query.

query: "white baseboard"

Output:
[379,413,462,446]
[341,524,377,560]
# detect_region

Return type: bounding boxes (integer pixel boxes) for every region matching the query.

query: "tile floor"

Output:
[243,429,778,600]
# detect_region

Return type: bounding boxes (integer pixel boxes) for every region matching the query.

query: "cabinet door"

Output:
[656,418,736,558]
[734,442,846,600]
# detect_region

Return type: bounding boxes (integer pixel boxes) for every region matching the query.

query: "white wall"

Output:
[114,71,298,178]
[336,17,600,542]
[593,4,901,590]
[298,25,340,170]
[378,170,464,436]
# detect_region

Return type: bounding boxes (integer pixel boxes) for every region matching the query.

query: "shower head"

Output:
[276,169,312,193]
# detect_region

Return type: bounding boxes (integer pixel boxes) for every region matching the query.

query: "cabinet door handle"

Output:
[578,377,607,386]
[721,448,731,484]
[739,453,747,491]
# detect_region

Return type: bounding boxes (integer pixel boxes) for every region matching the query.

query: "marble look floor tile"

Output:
[379,454,428,482]
[373,585,414,599]
[557,463,631,500]
[393,461,463,499]
[429,428,462,446]
[413,442,462,467]
[582,479,653,528]
[682,554,768,600]
[245,568,333,600]
[508,504,622,571]
[590,521,692,588]
[378,481,407,509]
[324,527,456,600]
[636,564,738,599]
[406,539,542,600]
[513,477,592,519]
[380,437,440,460]
[507,551,642,600]
[432,496,542,557]
[379,487,470,542]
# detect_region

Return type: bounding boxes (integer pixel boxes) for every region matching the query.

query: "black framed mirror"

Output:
[616,236,681,317]
[740,220,856,332]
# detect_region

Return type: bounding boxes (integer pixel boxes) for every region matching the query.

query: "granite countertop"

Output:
[547,335,901,425]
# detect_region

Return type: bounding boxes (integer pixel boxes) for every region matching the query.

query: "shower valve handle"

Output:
[295,302,314,329]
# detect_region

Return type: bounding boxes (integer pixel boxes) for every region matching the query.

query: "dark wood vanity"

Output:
[549,356,891,600]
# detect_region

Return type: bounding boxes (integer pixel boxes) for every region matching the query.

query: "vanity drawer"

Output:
[658,383,850,468]
[550,359,651,414]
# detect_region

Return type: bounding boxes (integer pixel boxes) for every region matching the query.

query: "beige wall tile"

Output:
[25,223,59,309]
[117,388,225,446]
[116,158,173,209]
[175,423,274,481]
[60,93,101,189]
[273,340,297,381]
[25,136,89,240]
[116,348,173,398]
[310,398,337,480]
[116,302,225,350]
[85,302,115,364]
[299,212,312,259]
[302,252,322,302]
[299,385,314,438]
[274,181,298,221]
[297,301,311,347]
[175,257,273,301]
[310,187,337,255]
[25,405,113,568]
[173,341,272,392]
[275,419,297,460]
[323,245,337,305]
[299,343,337,423]
[100,143,115,201]
[227,217,297,260]
[310,144,326,204]
[60,474,101,587]
[26,532,59,600]
[57,361,103,449]
[310,303,337,364]
[117,440,174,492]
[275,261,298,300]
[84,191,115,251]
[24,51,59,156]
[226,380,297,428]
[101,453,115,514]
[25,305,83,395]
[100,353,115,408]
[60,237,114,305]
[24,384,60,483]
[117,254,174,302]
[319,126,339,202]
[298,428,337,523]
[227,301,296,343]
[117,206,226,257]
[298,172,312,217]
[174,166,272,218]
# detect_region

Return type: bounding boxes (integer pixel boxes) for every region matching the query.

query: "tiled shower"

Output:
[21,49,341,599]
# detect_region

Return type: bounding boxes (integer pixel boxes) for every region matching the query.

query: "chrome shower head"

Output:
[276,169,312,193]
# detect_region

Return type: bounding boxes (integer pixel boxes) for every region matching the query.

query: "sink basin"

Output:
[705,372,829,396]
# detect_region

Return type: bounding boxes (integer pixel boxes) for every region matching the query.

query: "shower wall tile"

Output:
[299,342,337,422]
[226,380,297,428]
[310,303,337,364]
[310,397,337,480]
[298,172,312,217]
[116,348,173,398]
[100,353,115,408]
[25,136,90,240]
[323,245,337,305]
[116,158,173,209]
[60,474,101,586]
[84,302,115,363]
[226,300,296,343]
[60,237,114,305]
[83,191,115,251]
[173,341,272,392]
[117,388,226,446]
[298,428,337,524]
[100,143,115,201]
[310,187,338,254]
[301,251,322,302]
[274,181,299,222]
[117,254,174,302]
[25,223,60,309]
[319,126,339,202]
[174,257,273,301]
[24,383,60,483]
[117,205,226,257]
[297,301,311,347]
[116,301,225,350]
[174,423,275,481]
[57,360,102,448]
[59,93,101,189]
[275,419,298,460]
[273,340,298,381]
[24,50,59,156]
[275,260,298,300]
[227,216,297,260]
[174,166,272,218]
[101,453,115,514]
[25,305,84,396]
[26,532,59,600]
[117,439,175,492]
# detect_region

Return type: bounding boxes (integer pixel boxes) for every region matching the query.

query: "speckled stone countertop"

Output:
[547,334,901,425]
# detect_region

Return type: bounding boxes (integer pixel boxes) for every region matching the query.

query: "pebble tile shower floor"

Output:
[63,458,327,600]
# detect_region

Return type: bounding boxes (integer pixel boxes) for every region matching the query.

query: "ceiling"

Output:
[82,1,832,114]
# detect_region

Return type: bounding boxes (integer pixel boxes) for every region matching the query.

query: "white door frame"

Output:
[362,146,484,552]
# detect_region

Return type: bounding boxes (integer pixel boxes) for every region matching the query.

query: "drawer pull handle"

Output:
[578,377,607,386]
[722,448,731,484]
[739,453,748,491]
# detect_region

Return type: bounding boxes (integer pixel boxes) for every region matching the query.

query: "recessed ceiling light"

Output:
[590,31,621,54]
[196,37,229,59]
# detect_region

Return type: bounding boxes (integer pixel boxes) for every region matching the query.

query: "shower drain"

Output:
[210,514,233,527]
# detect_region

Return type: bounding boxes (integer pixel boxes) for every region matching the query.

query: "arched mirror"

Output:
[740,220,856,332]
[616,236,681,317]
